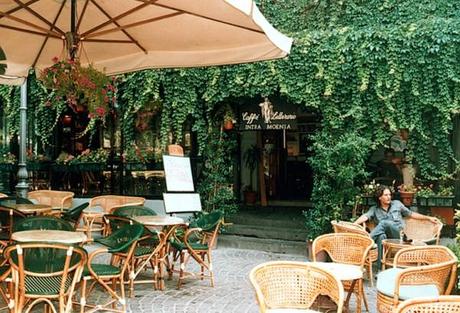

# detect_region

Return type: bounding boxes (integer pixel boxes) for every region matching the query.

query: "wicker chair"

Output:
[0,207,26,243]
[112,205,157,217]
[81,224,144,313]
[395,296,460,313]
[4,242,87,313]
[86,195,145,236]
[61,202,89,229]
[27,190,74,215]
[249,260,344,313]
[312,232,373,313]
[376,245,458,313]
[170,211,224,289]
[331,220,378,285]
[13,216,74,232]
[364,215,443,245]
[89,195,145,214]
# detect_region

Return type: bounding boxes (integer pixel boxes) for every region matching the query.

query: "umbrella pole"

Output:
[16,80,29,197]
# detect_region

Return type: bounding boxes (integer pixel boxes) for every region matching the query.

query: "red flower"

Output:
[95,107,106,117]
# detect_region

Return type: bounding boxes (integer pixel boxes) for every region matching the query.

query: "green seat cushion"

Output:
[25,275,73,295]
[83,264,121,277]
[376,268,439,300]
[134,246,156,257]
[170,240,208,251]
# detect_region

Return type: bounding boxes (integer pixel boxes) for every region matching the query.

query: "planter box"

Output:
[0,163,16,171]
[124,163,147,171]
[77,162,106,172]
[417,196,454,208]
[27,161,51,171]
[360,195,376,206]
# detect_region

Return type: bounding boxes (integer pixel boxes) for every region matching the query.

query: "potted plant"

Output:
[70,148,108,171]
[398,184,417,206]
[360,180,380,206]
[243,145,260,205]
[223,107,235,131]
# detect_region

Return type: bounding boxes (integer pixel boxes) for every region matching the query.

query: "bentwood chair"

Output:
[0,207,26,244]
[170,211,223,289]
[331,220,378,285]
[395,296,460,313]
[112,205,157,218]
[80,224,144,313]
[312,232,373,313]
[27,190,74,216]
[249,261,345,313]
[61,202,89,230]
[4,242,87,313]
[13,216,74,232]
[376,245,458,313]
[102,214,164,295]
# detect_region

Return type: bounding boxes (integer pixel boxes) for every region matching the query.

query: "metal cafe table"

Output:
[12,229,88,244]
[132,215,186,290]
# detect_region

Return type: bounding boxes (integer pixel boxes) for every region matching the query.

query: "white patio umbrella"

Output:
[0,0,292,84]
[0,0,292,196]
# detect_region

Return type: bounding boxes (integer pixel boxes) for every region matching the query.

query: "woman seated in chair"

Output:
[354,185,438,269]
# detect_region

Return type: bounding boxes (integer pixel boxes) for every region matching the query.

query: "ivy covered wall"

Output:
[1,1,460,230]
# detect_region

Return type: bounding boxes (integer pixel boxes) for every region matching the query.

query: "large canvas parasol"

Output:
[0,0,292,84]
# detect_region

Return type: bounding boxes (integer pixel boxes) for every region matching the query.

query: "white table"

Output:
[312,262,366,313]
[12,230,87,244]
[133,215,185,227]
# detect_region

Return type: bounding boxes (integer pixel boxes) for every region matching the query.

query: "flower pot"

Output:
[244,190,257,205]
[399,191,415,206]
[223,120,233,130]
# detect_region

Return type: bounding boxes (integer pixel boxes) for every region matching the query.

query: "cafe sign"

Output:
[239,98,297,130]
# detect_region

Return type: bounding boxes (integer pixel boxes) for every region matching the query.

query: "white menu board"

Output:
[163,193,202,214]
[162,155,194,191]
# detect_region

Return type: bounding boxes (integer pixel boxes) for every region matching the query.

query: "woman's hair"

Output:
[374,185,391,204]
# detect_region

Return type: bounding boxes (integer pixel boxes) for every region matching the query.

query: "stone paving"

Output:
[84,247,377,313]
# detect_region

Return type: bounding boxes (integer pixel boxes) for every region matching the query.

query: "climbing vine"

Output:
[2,0,460,223]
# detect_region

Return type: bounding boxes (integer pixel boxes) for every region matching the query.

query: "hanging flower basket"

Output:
[39,57,116,135]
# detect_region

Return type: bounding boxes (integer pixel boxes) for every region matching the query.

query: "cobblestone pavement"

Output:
[98,247,377,313]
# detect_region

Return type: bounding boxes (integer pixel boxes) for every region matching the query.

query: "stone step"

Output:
[227,211,305,229]
[224,224,308,241]
[218,234,307,256]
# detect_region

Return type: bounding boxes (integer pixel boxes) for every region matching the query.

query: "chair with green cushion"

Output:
[4,242,87,313]
[13,216,74,232]
[61,202,89,229]
[170,210,224,289]
[376,245,458,313]
[102,214,163,296]
[81,224,144,313]
[0,207,26,243]
[112,205,157,217]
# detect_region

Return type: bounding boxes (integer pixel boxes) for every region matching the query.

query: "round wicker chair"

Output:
[376,245,458,313]
[331,220,378,285]
[249,261,344,313]
[395,296,460,313]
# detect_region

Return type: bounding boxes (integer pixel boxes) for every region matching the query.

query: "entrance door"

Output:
[261,130,313,200]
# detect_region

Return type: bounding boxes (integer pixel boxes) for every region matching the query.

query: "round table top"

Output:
[383,238,427,248]
[12,230,87,244]
[133,215,185,227]
[312,262,363,281]
[9,203,52,215]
